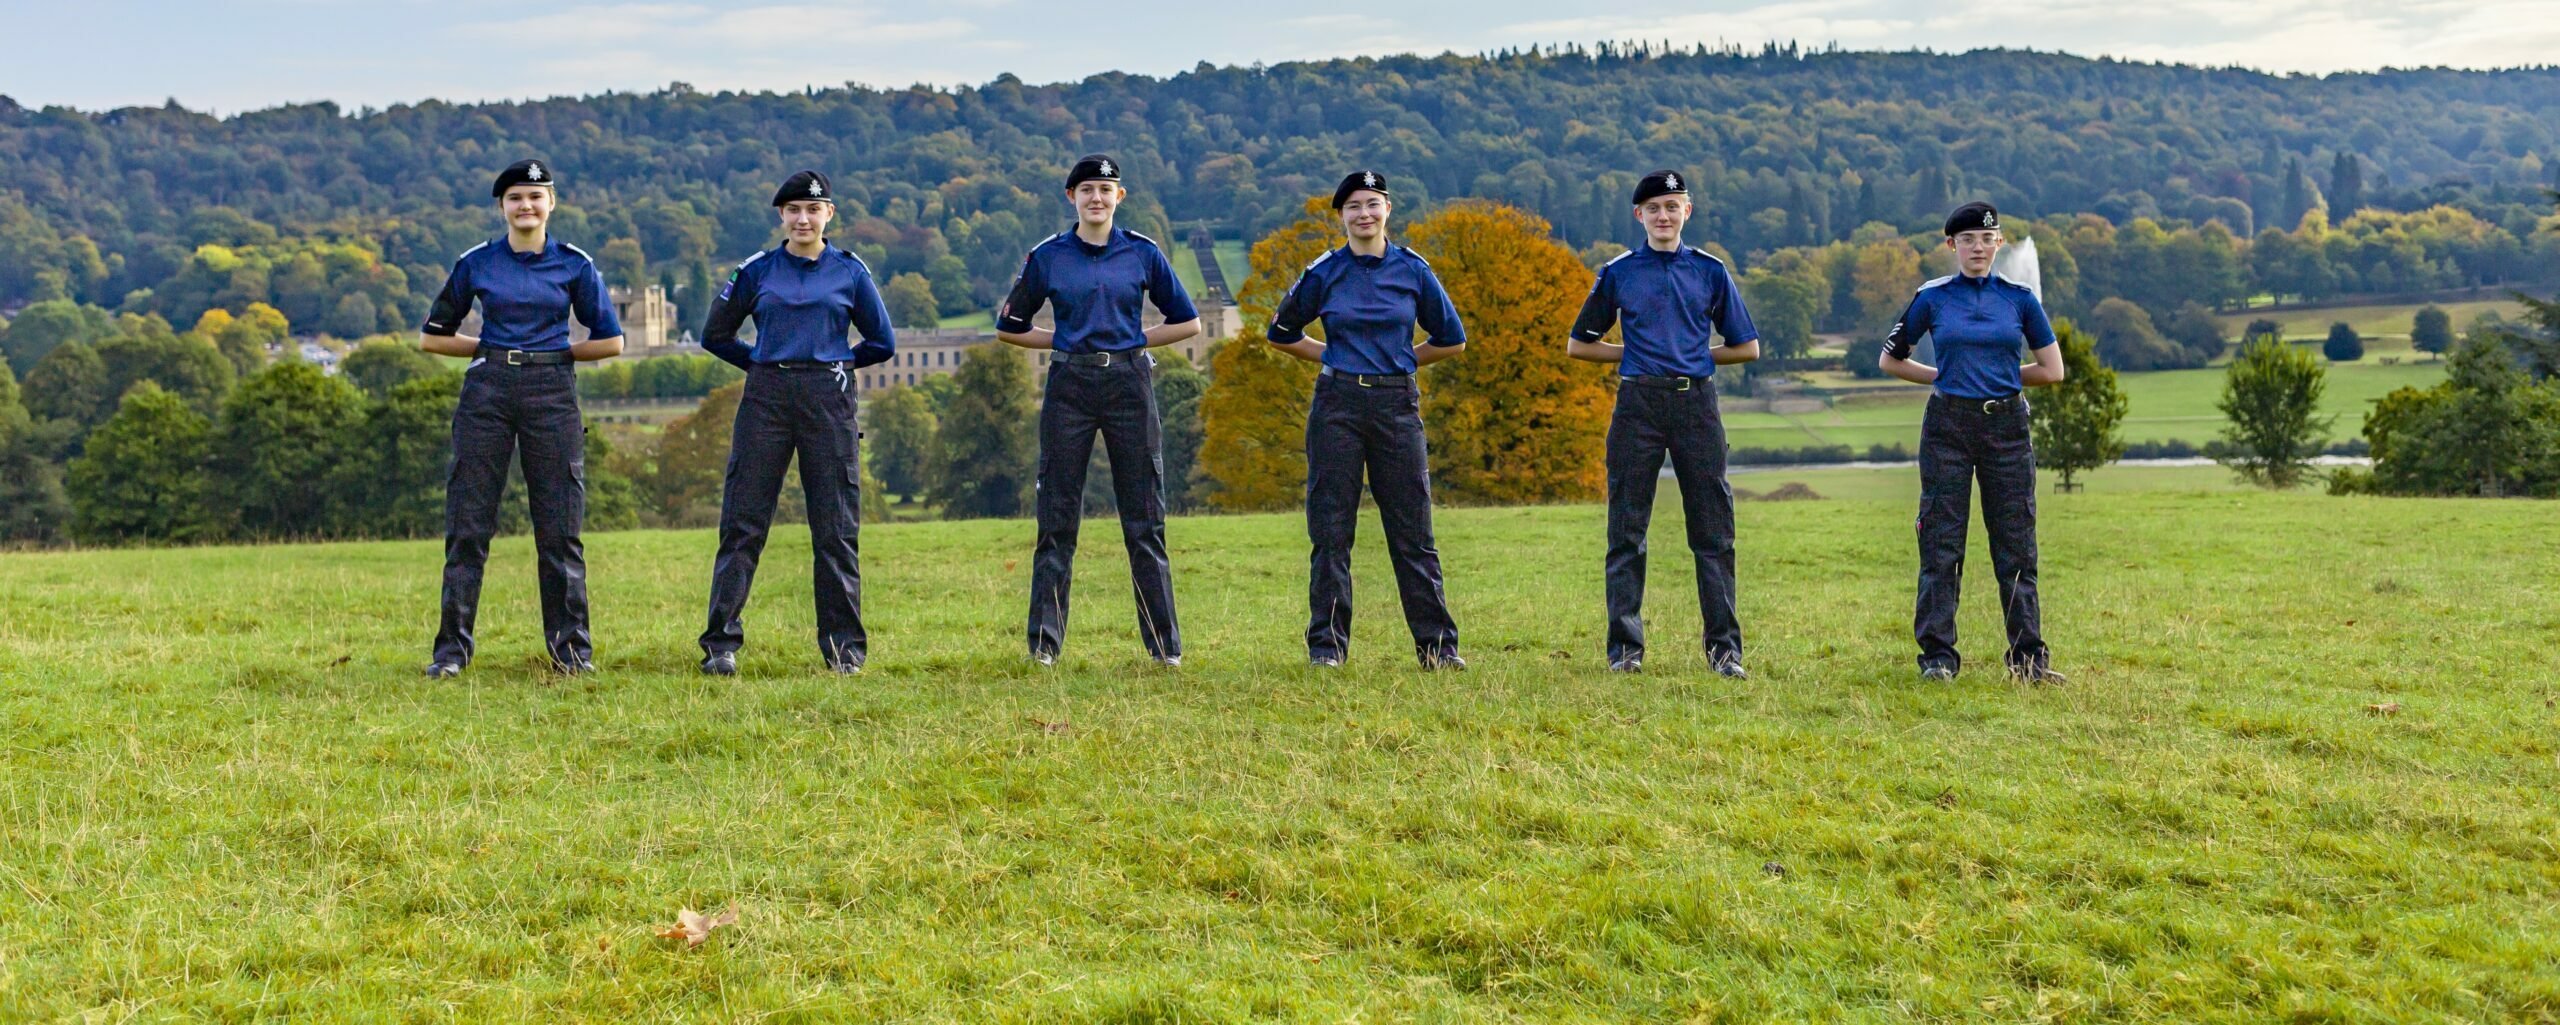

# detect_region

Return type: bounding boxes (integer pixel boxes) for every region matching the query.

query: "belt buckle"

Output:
[504,349,527,366]
[1095,351,1114,368]
[1983,397,2007,413]
[1675,376,1692,392]
[1356,374,1374,388]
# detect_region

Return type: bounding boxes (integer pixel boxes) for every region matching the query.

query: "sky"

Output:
[4,0,2558,114]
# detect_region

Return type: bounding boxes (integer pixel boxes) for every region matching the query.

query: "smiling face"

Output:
[1338,191,1390,244]
[501,185,555,234]
[1948,228,2004,276]
[1069,180,1124,228]
[778,199,834,245]
[1635,194,1690,247]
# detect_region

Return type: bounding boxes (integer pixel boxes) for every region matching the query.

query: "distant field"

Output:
[4,488,2554,1020]
[1732,358,2442,451]
[2213,297,2525,342]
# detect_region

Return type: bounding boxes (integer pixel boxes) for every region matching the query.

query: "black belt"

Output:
[475,345,573,366]
[1320,366,1412,387]
[755,360,845,371]
[1933,392,2025,414]
[1623,374,1709,391]
[1057,350,1146,367]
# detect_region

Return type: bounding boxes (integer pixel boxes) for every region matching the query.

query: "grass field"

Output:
[5,476,2556,1020]
[1730,358,2443,451]
[2212,298,2526,343]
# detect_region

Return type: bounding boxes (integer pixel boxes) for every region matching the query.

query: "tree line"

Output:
[5,47,2559,338]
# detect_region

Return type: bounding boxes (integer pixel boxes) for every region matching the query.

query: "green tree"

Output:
[862,384,937,503]
[2159,302,2228,365]
[646,381,745,527]
[65,382,218,544]
[2087,298,2190,371]
[339,338,451,399]
[1,299,114,376]
[598,237,649,289]
[884,272,939,329]
[1740,266,1824,361]
[97,317,236,417]
[2411,306,2455,359]
[2026,319,2129,492]
[213,360,368,538]
[0,361,71,544]
[2213,334,2332,488]
[931,344,1036,519]
[2323,322,2364,363]
[1152,348,1212,512]
[2362,335,2560,497]
[327,374,463,537]
[22,339,112,427]
[326,292,381,339]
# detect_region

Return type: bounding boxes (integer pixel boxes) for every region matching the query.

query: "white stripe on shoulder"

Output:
[1399,245,1433,268]
[1683,245,1726,265]
[1304,249,1337,271]
[1917,274,1958,292]
[560,241,594,261]
[453,241,491,262]
[735,250,770,270]
[1124,229,1160,248]
[1601,249,1635,268]
[837,246,870,272]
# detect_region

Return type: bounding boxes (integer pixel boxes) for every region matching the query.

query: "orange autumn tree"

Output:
[1198,199,1338,510]
[1403,200,1611,503]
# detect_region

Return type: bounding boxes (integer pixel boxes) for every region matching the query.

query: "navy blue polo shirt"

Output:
[1267,244,1467,375]
[699,244,896,369]
[995,229,1198,354]
[1884,273,2057,399]
[421,236,622,352]
[1569,245,1758,378]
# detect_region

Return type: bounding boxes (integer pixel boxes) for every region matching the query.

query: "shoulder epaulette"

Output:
[1917,274,1958,292]
[559,241,595,262]
[453,241,491,263]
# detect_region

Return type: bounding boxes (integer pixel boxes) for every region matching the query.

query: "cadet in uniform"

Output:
[418,159,625,678]
[995,154,1201,666]
[1565,170,1761,677]
[695,170,897,676]
[1879,201,2068,683]
[1266,171,1469,670]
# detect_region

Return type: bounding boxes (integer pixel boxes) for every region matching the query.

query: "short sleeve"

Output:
[2019,290,2058,351]
[1267,266,1325,344]
[995,248,1048,334]
[1568,266,1617,342]
[421,255,473,335]
[1707,263,1758,346]
[1148,246,1198,324]
[1414,264,1466,347]
[1884,290,1933,361]
[571,259,623,338]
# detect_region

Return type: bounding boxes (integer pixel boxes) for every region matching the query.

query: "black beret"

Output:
[1065,154,1121,190]
[773,169,833,206]
[491,159,556,198]
[1943,201,2001,236]
[1632,170,1689,205]
[1331,170,1390,209]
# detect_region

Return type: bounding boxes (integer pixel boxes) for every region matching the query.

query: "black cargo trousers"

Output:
[1028,351,1180,660]
[1603,374,1740,664]
[700,361,867,667]
[1913,393,2047,673]
[1303,368,1459,664]
[433,351,589,669]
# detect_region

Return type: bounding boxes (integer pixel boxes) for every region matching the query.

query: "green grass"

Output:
[5,483,2557,1020]
[2214,298,2525,342]
[1167,243,1210,297]
[1167,241,1252,299]
[1735,360,2444,450]
[936,309,996,331]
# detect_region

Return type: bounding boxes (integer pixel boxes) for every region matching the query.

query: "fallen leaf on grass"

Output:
[1548,650,1571,660]
[1932,789,1958,809]
[656,904,739,948]
[1027,716,1072,735]
[326,654,352,667]
[1762,861,1787,878]
[2366,702,2401,717]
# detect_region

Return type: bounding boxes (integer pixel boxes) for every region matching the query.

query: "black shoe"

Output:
[1919,664,1957,682]
[700,652,737,676]
[1711,652,1748,680]
[1420,652,1467,672]
[423,661,462,679]
[552,658,597,676]
[1310,654,1343,668]
[1608,655,1643,673]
